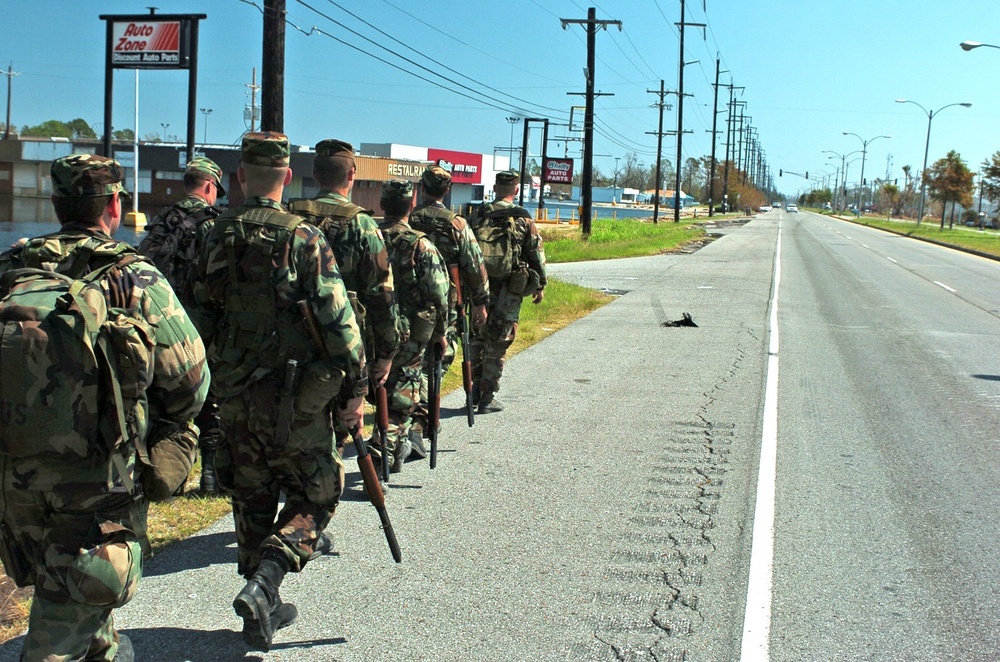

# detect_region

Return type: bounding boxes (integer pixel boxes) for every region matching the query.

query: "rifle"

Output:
[448,264,475,428]
[375,385,390,483]
[429,340,443,469]
[297,300,401,562]
[352,426,402,563]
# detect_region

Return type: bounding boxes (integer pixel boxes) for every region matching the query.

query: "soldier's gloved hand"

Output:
[531,288,545,305]
[432,334,448,357]
[369,358,393,389]
[337,395,366,436]
[472,303,488,327]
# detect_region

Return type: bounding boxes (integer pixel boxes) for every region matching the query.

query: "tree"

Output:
[923,150,974,229]
[880,183,900,220]
[115,129,136,141]
[980,151,1000,205]
[20,118,96,139]
[682,157,702,197]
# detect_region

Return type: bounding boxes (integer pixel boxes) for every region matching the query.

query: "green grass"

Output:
[849,216,1000,258]
[541,219,706,263]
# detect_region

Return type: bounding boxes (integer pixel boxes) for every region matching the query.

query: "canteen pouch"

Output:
[409,309,436,344]
[0,521,35,587]
[506,267,529,296]
[295,362,345,416]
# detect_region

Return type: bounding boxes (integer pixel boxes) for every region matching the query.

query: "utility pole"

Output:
[562,8,621,236]
[707,59,727,217]
[646,81,676,225]
[2,64,20,140]
[261,0,285,132]
[674,1,706,222]
[245,68,261,132]
[719,84,741,213]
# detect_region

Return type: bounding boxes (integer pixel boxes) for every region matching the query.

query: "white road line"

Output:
[862,244,869,248]
[741,220,782,660]
[934,280,957,293]
[887,256,898,264]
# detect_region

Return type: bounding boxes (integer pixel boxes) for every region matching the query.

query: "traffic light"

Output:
[779,169,783,176]
[805,171,809,179]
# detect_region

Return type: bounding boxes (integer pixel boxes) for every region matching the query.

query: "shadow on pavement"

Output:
[144,531,235,577]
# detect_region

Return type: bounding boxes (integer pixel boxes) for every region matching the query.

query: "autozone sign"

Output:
[543,158,574,184]
[110,21,186,67]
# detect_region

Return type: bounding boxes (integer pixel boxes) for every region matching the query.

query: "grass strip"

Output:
[541,218,706,263]
[849,216,1000,259]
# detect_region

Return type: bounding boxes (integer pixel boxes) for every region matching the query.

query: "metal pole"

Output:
[519,119,530,206]
[673,0,685,223]
[537,119,549,216]
[133,70,139,213]
[261,0,285,132]
[581,7,596,234]
[917,111,932,225]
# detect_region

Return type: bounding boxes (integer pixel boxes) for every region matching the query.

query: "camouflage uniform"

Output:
[376,180,449,471]
[137,156,226,494]
[188,133,365,652]
[409,166,489,435]
[0,154,208,661]
[469,171,547,408]
[288,140,400,452]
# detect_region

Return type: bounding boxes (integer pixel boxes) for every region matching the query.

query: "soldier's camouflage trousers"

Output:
[0,457,142,662]
[385,335,428,451]
[470,281,524,399]
[217,376,345,579]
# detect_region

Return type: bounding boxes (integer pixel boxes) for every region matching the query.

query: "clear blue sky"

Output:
[4,0,999,196]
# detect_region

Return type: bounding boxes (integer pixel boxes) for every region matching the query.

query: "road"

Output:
[1,210,997,660]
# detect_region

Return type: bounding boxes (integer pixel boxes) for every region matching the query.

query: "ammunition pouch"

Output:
[409,309,437,344]
[295,362,346,416]
[347,290,366,331]
[60,522,141,608]
[0,521,35,587]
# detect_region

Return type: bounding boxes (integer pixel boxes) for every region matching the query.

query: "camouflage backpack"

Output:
[0,238,155,478]
[471,203,532,279]
[137,202,219,293]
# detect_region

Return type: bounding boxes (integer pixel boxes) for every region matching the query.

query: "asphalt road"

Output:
[3,211,998,660]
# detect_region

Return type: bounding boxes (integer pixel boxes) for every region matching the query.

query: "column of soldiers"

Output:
[0,133,546,659]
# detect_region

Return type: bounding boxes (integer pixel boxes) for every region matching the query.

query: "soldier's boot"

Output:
[199,439,220,494]
[113,634,134,662]
[233,553,298,652]
[408,427,429,460]
[307,531,336,561]
[477,393,504,414]
[390,436,411,474]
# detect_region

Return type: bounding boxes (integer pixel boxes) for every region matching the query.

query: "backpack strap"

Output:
[288,198,371,221]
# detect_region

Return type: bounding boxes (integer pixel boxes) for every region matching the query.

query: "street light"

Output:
[842,132,890,216]
[823,149,862,211]
[160,122,169,142]
[895,99,971,224]
[505,117,520,168]
[199,107,213,145]
[960,41,1000,51]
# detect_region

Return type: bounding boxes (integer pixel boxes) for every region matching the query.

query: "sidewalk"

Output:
[0,219,780,661]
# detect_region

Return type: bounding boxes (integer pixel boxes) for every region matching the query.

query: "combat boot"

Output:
[390,436,411,474]
[307,531,336,560]
[232,553,298,651]
[408,428,429,460]
[113,634,134,662]
[477,393,504,414]
[199,440,220,494]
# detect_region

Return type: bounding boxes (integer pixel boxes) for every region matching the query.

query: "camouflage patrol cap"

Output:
[51,154,128,198]
[421,165,452,195]
[241,131,290,167]
[184,157,226,196]
[495,170,520,185]
[314,139,354,159]
[381,179,414,202]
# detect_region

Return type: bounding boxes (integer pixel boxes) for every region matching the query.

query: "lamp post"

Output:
[505,117,519,169]
[960,41,1000,51]
[199,107,213,145]
[842,132,890,217]
[160,123,170,142]
[823,149,862,212]
[894,99,971,225]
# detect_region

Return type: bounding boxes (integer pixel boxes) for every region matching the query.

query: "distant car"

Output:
[772,201,782,209]
[758,205,772,213]
[823,202,832,211]
[786,204,798,213]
